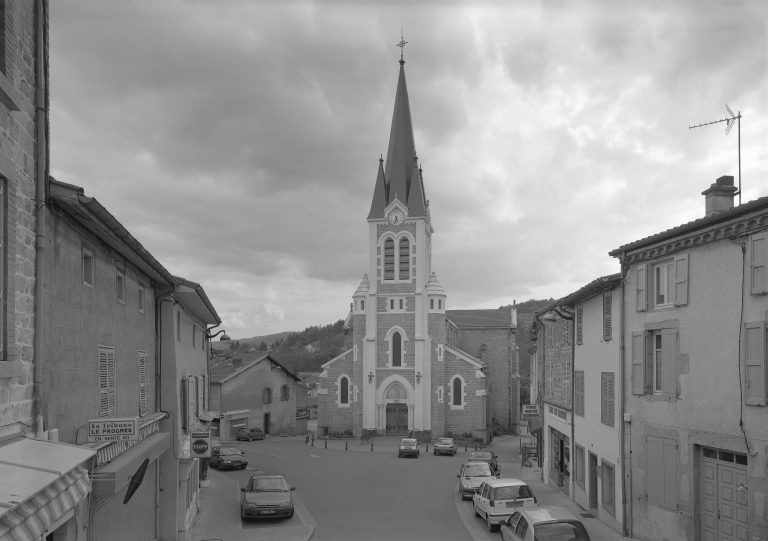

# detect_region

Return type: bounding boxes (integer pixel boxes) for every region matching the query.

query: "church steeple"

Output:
[368,52,427,220]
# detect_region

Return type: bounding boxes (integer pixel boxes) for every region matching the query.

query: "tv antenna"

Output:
[689,105,742,205]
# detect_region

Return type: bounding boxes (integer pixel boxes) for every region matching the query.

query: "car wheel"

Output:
[248,436,253,442]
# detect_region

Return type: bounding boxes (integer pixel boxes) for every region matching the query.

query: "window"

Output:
[116,270,125,304]
[632,328,677,398]
[744,321,766,405]
[384,238,395,280]
[514,517,528,539]
[576,305,583,345]
[353,384,358,402]
[437,344,443,362]
[450,375,464,409]
[603,293,612,340]
[574,371,584,417]
[601,372,614,426]
[98,346,116,417]
[281,384,290,401]
[601,460,615,515]
[574,444,585,489]
[83,248,94,287]
[138,284,145,313]
[192,325,196,349]
[390,299,394,310]
[430,299,434,309]
[263,387,272,404]
[438,300,442,310]
[751,233,767,294]
[653,331,662,393]
[392,332,402,367]
[339,376,349,405]
[361,300,365,310]
[176,311,181,342]
[138,351,149,417]
[437,385,443,403]
[399,299,403,310]
[646,435,677,509]
[654,260,674,307]
[399,237,410,280]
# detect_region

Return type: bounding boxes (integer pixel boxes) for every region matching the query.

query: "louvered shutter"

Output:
[0,185,4,360]
[673,254,689,306]
[138,351,149,417]
[576,305,583,345]
[662,438,678,508]
[636,264,648,312]
[188,376,197,427]
[99,346,116,417]
[601,373,614,426]
[202,374,208,410]
[603,293,612,341]
[197,376,204,416]
[575,371,584,416]
[661,329,677,398]
[751,233,768,295]
[646,435,663,503]
[631,331,645,394]
[744,321,766,406]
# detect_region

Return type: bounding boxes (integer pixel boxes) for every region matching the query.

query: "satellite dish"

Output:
[123,458,149,504]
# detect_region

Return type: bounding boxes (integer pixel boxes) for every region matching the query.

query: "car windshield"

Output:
[533,522,590,541]
[248,478,288,492]
[463,464,492,477]
[436,438,453,444]
[494,485,534,500]
[470,452,492,460]
[219,447,241,455]
[401,439,417,446]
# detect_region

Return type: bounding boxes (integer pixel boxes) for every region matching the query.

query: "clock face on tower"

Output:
[388,209,405,225]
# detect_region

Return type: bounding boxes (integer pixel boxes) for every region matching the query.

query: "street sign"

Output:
[87,417,139,443]
[521,405,539,417]
[190,430,211,458]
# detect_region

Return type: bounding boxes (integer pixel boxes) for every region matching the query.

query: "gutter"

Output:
[33,0,48,438]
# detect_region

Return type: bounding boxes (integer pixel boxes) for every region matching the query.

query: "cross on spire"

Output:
[397,30,407,64]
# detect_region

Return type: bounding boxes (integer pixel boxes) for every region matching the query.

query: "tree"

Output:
[259,341,268,351]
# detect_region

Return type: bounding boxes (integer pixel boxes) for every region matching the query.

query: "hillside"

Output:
[237,331,293,347]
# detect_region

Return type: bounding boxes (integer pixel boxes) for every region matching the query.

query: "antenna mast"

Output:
[689,105,742,205]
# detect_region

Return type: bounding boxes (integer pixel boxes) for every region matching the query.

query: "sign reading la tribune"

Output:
[87,417,139,443]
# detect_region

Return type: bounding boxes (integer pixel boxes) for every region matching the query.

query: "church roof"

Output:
[446,309,515,329]
[368,59,428,220]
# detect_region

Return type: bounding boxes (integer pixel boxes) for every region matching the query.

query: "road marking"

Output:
[243,449,292,461]
[310,455,320,458]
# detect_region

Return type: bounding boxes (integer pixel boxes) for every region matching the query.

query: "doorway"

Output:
[589,452,598,512]
[385,404,409,435]
[701,447,748,541]
[263,413,271,436]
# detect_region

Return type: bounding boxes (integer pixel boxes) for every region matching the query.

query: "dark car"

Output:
[237,427,265,441]
[468,450,500,477]
[501,506,591,540]
[240,474,295,520]
[211,446,248,470]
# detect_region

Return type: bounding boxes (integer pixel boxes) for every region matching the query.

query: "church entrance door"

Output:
[385,404,409,435]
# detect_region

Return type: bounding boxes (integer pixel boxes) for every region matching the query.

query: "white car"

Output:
[473,478,538,532]
[398,438,420,458]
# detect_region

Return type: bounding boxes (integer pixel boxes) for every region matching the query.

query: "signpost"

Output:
[87,417,139,443]
[521,405,539,417]
[190,430,211,458]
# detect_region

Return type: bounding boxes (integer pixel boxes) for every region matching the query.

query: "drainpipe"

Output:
[619,251,631,537]
[570,311,576,502]
[33,0,48,438]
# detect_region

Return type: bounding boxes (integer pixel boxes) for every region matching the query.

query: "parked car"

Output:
[468,450,500,477]
[211,446,248,470]
[240,474,295,520]
[457,461,494,500]
[473,479,538,532]
[500,507,591,541]
[237,427,265,441]
[398,438,420,458]
[433,437,458,456]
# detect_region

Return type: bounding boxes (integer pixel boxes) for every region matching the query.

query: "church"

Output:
[317,52,519,443]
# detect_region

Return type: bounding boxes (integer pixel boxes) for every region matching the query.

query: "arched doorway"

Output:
[384,382,409,436]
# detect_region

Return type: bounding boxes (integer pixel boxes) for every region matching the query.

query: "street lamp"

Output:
[207,329,231,341]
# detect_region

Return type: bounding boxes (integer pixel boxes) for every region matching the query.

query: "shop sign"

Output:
[87,417,139,443]
[548,405,567,421]
[522,405,539,417]
[190,430,211,458]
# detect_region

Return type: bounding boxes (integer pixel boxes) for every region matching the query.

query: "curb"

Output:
[453,481,493,541]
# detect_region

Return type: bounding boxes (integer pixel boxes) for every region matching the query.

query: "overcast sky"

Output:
[50,2,767,339]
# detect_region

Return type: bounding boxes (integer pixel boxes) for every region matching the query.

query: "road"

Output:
[215,436,473,541]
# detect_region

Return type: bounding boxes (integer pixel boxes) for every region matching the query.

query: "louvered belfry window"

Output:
[603,293,612,341]
[139,351,150,417]
[601,372,615,426]
[99,346,116,417]
[384,239,395,280]
[399,238,410,280]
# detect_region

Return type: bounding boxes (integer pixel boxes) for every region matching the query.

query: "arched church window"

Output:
[392,332,402,367]
[452,377,462,406]
[399,238,410,280]
[340,376,349,404]
[384,239,395,280]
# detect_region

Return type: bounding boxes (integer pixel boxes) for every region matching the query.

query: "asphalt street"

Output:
[215,437,473,541]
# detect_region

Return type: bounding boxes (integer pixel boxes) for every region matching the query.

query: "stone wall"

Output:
[318,350,354,434]
[442,351,485,440]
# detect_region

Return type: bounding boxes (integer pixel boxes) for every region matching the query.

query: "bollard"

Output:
[465,444,467,452]
[324,440,327,449]
[426,443,429,453]
[345,442,348,451]
[305,434,309,444]
[371,442,373,452]
[311,439,314,447]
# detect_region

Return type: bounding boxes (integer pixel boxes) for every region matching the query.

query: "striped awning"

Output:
[0,465,90,541]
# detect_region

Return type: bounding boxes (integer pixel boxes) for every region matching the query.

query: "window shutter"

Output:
[751,233,768,295]
[99,347,116,417]
[673,253,689,306]
[181,378,188,431]
[662,438,678,508]
[661,329,677,398]
[601,373,614,426]
[576,305,583,345]
[603,293,612,341]
[139,351,149,417]
[197,376,204,416]
[575,371,584,417]
[202,374,208,410]
[646,435,663,503]
[744,321,766,406]
[188,377,197,427]
[636,264,648,312]
[631,331,645,394]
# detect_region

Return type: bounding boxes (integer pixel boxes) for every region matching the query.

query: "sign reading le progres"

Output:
[88,417,139,443]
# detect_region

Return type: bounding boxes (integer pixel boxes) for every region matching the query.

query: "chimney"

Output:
[232,357,243,369]
[511,300,518,327]
[702,175,737,217]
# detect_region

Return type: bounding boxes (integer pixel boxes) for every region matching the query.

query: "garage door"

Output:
[700,447,748,541]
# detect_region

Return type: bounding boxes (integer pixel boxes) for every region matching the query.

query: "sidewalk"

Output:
[487,435,626,541]
[189,469,316,541]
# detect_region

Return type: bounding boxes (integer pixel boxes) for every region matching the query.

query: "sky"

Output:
[49,1,768,339]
